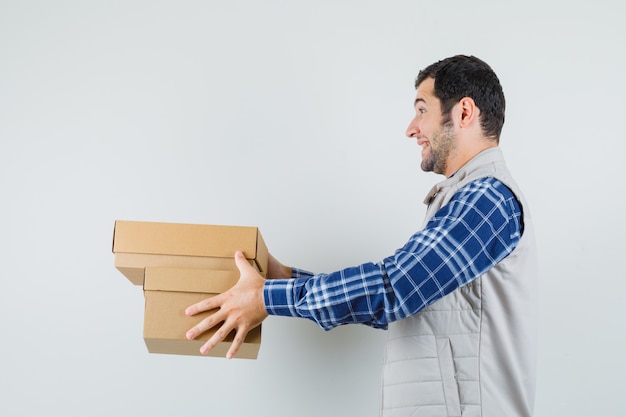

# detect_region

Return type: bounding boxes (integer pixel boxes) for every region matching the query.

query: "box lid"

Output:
[112,220,263,261]
[144,267,239,294]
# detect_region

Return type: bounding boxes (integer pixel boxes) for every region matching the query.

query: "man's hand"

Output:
[267,253,292,279]
[185,250,268,359]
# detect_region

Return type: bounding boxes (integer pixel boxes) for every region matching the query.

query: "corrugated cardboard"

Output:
[112,220,268,285]
[143,267,262,359]
[112,220,267,359]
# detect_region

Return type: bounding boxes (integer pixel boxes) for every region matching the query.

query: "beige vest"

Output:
[381,148,538,417]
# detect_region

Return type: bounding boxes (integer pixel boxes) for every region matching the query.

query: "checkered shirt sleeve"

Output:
[263,177,522,330]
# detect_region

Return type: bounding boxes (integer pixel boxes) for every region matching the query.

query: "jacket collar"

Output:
[423,147,504,206]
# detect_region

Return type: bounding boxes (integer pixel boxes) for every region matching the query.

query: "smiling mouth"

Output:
[418,140,431,160]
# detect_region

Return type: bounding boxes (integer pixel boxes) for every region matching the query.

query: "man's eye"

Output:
[418,108,426,114]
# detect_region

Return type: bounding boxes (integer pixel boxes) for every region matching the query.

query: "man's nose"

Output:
[406,118,420,139]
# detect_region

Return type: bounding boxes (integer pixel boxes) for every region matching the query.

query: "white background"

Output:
[1,1,624,416]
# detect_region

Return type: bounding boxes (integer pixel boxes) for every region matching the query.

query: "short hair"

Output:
[416,55,506,141]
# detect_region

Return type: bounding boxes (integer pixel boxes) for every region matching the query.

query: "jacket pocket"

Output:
[436,337,461,417]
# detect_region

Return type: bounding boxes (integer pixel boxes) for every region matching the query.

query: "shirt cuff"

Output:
[263,279,298,317]
[291,267,314,278]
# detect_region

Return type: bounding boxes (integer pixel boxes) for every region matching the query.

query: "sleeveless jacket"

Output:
[381,147,538,417]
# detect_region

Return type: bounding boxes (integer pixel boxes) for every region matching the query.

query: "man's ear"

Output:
[458,97,479,128]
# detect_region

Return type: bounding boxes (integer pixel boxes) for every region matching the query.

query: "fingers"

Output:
[185,293,222,316]
[186,308,244,358]
[188,307,255,358]
[185,307,225,340]
[226,325,249,359]
[199,320,248,359]
[185,305,242,357]
[198,322,232,356]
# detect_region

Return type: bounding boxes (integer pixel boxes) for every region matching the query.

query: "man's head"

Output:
[416,55,505,142]
[406,55,505,177]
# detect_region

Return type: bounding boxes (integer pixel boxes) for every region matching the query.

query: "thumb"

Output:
[234,250,254,274]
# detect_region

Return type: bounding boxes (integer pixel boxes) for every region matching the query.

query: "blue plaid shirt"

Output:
[263,177,522,330]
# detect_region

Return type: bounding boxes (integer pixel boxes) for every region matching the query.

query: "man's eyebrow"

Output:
[413,98,426,107]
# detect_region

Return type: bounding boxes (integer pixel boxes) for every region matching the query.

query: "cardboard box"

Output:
[143,267,261,359]
[112,220,268,285]
[112,220,267,359]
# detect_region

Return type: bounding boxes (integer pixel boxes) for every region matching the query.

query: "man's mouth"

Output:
[418,140,431,160]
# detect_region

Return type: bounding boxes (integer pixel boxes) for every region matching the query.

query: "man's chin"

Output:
[421,159,434,173]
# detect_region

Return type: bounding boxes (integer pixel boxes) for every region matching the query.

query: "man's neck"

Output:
[444,142,498,178]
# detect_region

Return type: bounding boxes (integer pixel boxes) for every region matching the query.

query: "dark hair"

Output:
[416,55,505,141]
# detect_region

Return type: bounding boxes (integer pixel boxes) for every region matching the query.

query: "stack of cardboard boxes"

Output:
[112,220,268,359]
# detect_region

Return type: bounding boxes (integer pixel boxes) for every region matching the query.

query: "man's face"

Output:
[406,77,457,176]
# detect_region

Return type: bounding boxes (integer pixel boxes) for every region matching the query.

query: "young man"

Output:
[186,55,538,417]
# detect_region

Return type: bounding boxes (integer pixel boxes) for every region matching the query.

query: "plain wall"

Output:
[1,1,624,416]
